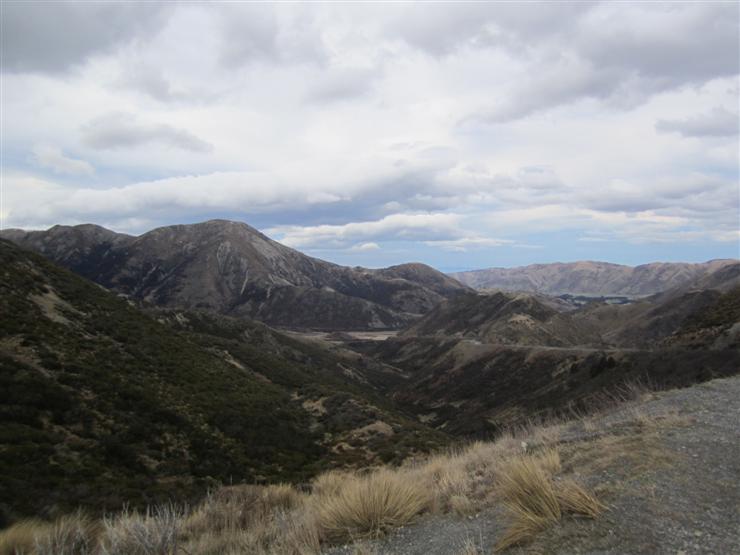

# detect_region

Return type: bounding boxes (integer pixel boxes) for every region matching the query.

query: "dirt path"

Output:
[324,375,740,554]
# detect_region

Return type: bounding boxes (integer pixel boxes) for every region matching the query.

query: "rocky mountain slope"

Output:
[450,259,737,295]
[1,220,469,331]
[0,239,445,524]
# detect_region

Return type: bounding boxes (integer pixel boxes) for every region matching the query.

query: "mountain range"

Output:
[450,259,737,296]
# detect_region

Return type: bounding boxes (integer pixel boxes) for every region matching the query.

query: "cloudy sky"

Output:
[1,1,738,271]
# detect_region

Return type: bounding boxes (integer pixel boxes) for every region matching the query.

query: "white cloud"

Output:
[266,213,463,249]
[1,2,737,264]
[350,242,380,252]
[31,145,94,176]
[424,237,513,252]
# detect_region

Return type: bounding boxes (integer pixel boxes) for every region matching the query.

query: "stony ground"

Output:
[324,375,740,555]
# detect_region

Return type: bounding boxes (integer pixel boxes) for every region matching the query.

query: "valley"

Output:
[1,220,738,553]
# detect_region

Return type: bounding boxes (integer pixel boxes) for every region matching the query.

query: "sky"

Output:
[1,1,738,272]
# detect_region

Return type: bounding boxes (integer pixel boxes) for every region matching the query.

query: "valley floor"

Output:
[326,375,740,554]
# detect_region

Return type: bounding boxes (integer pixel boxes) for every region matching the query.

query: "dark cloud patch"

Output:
[1,2,170,73]
[304,69,375,104]
[218,5,279,65]
[386,2,589,56]
[217,4,326,67]
[124,65,181,103]
[656,108,740,138]
[471,61,622,123]
[81,113,213,153]
[581,4,740,88]
[463,3,740,123]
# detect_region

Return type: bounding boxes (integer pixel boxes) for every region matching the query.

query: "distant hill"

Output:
[571,262,740,349]
[450,259,737,296]
[1,220,469,331]
[401,291,601,347]
[0,239,444,523]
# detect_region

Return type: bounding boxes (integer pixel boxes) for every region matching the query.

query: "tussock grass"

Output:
[497,450,562,525]
[315,468,431,542]
[99,505,183,555]
[183,483,301,539]
[311,470,352,498]
[495,449,603,551]
[35,512,100,555]
[0,519,49,555]
[418,439,517,515]
[0,512,103,555]
[181,484,316,555]
[555,479,606,518]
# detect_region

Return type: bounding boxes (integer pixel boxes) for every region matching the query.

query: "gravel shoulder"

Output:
[324,375,740,555]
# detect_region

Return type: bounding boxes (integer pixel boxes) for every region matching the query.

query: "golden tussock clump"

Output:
[314,468,431,543]
[495,449,604,551]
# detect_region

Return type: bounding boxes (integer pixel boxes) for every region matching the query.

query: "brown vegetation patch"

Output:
[495,450,604,551]
[315,469,431,543]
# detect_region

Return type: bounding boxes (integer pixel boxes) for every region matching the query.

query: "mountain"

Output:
[450,259,738,296]
[1,220,469,331]
[0,239,445,523]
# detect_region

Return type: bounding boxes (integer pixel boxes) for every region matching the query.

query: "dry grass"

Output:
[99,505,183,555]
[457,536,484,554]
[414,432,555,516]
[0,519,49,555]
[554,479,606,518]
[0,512,103,555]
[4,383,659,555]
[495,449,603,551]
[497,450,563,524]
[180,484,316,555]
[315,468,431,542]
[183,483,301,539]
[627,406,693,433]
[311,469,354,498]
[0,436,603,555]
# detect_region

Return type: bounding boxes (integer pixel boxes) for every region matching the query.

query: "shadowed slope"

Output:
[0,239,445,524]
